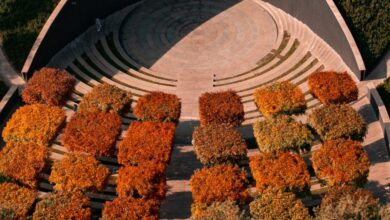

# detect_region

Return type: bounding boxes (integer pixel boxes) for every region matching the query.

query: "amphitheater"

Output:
[1,0,390,219]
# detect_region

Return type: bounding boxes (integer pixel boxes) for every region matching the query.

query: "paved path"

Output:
[120,0,277,118]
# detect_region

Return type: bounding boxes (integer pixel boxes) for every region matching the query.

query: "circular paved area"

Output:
[120,0,277,77]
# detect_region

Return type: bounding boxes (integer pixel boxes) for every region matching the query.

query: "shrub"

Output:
[190,164,249,205]
[0,142,47,187]
[22,67,75,106]
[133,91,181,122]
[198,90,244,127]
[191,201,246,220]
[49,152,109,192]
[78,83,132,114]
[118,121,176,165]
[377,77,390,114]
[308,71,358,104]
[249,152,310,193]
[253,115,313,153]
[2,104,65,146]
[117,161,167,200]
[334,0,390,70]
[253,81,306,117]
[32,191,91,220]
[0,183,36,219]
[312,139,369,186]
[62,111,122,156]
[308,104,366,141]
[102,197,159,220]
[192,124,247,165]
[316,186,381,219]
[249,191,310,220]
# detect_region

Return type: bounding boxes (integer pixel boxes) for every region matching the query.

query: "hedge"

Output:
[62,111,122,156]
[102,197,159,220]
[192,124,247,166]
[312,139,370,186]
[0,183,36,219]
[78,83,132,114]
[308,71,358,104]
[191,201,245,220]
[118,121,176,166]
[198,90,244,127]
[253,81,306,117]
[249,191,310,220]
[253,115,313,153]
[316,186,381,219]
[133,91,181,122]
[0,0,58,69]
[0,142,47,188]
[377,77,390,114]
[22,67,75,106]
[117,162,167,200]
[334,0,390,70]
[249,152,310,193]
[33,191,91,220]
[49,152,109,192]
[308,104,366,141]
[2,104,65,146]
[190,164,249,205]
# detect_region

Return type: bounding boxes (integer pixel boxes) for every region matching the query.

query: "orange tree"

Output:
[2,104,65,146]
[133,91,181,123]
[33,191,91,220]
[308,71,358,104]
[49,152,109,192]
[312,139,370,186]
[249,191,310,220]
[249,152,310,193]
[198,90,244,127]
[190,164,249,205]
[0,183,36,219]
[22,67,75,106]
[118,121,176,166]
[0,142,47,188]
[78,83,132,114]
[192,124,247,165]
[253,81,306,117]
[62,111,122,156]
[102,197,159,220]
[116,161,167,201]
[253,115,313,153]
[316,185,381,219]
[308,104,366,141]
[191,201,245,220]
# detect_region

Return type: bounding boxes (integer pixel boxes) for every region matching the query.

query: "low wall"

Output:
[264,0,365,80]
[21,0,142,76]
[367,82,390,155]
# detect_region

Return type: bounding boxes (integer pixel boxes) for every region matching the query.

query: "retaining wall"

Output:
[367,82,390,155]
[264,0,365,80]
[21,0,142,76]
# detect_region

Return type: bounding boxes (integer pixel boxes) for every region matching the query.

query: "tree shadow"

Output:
[160,191,193,219]
[119,0,242,68]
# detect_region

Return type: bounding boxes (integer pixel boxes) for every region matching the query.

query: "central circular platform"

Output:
[120,0,277,77]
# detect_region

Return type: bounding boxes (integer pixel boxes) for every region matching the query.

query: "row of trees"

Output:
[189,71,388,219]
